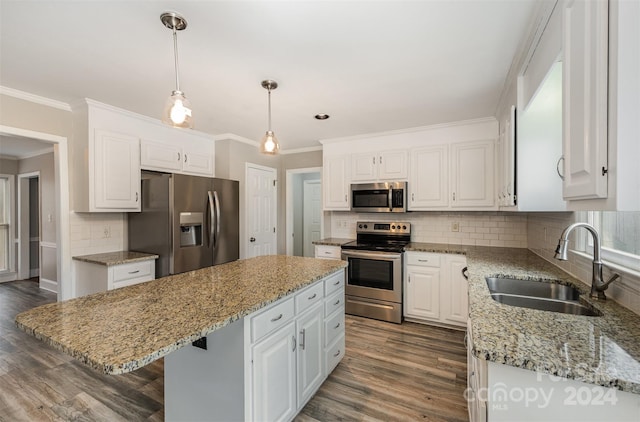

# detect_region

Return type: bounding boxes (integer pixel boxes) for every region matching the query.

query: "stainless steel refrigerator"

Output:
[128,171,239,278]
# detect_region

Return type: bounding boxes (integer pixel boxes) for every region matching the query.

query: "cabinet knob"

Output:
[250,237,256,242]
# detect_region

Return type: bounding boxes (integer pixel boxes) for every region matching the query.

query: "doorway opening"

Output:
[286,167,323,257]
[18,172,40,283]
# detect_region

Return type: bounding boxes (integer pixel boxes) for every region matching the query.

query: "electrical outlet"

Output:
[103,226,111,238]
[451,222,460,232]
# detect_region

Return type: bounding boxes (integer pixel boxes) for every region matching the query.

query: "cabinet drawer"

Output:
[251,298,295,343]
[296,282,324,315]
[324,271,345,296]
[405,252,441,267]
[315,245,341,259]
[112,260,153,282]
[324,311,344,347]
[325,333,345,375]
[325,289,344,317]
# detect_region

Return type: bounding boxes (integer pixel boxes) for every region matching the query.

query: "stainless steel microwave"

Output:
[351,182,407,213]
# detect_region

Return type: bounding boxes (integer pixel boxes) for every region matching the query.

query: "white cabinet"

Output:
[71,100,141,212]
[252,322,297,422]
[408,145,449,209]
[467,319,488,422]
[296,302,324,406]
[323,155,350,210]
[562,0,609,200]
[141,136,214,177]
[351,150,408,182]
[93,129,141,211]
[450,139,496,209]
[404,252,468,328]
[314,245,341,260]
[73,258,156,297]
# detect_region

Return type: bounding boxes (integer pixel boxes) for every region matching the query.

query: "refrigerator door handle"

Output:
[213,190,221,250]
[207,191,215,248]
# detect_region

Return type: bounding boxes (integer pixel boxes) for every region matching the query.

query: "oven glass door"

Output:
[347,257,394,290]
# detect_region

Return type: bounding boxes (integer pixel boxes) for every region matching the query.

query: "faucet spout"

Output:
[554,223,619,300]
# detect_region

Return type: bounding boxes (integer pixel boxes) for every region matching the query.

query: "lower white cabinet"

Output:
[314,244,342,260]
[73,258,156,297]
[404,251,468,328]
[164,269,346,422]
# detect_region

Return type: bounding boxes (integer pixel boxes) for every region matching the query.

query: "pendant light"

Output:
[259,80,280,155]
[161,12,193,128]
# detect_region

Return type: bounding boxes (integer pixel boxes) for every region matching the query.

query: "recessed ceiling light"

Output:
[314,114,330,120]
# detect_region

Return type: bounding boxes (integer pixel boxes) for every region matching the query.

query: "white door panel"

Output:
[247,165,277,258]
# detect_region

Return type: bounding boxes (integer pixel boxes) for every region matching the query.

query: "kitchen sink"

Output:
[485,277,602,317]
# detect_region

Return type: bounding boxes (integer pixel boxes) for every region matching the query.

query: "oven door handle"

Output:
[341,250,402,260]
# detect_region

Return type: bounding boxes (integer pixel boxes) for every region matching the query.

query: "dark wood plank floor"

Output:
[1,280,467,421]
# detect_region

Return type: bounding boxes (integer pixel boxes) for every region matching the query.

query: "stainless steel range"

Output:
[341,221,410,324]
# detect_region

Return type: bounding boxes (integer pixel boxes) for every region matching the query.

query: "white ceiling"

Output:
[0,135,53,159]
[0,0,538,152]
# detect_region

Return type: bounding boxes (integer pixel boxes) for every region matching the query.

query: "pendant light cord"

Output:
[173,27,180,92]
[267,89,272,131]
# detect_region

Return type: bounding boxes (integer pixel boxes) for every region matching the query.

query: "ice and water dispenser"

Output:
[179,212,203,247]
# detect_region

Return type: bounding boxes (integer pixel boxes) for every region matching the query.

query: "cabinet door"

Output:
[140,139,182,171]
[441,256,468,327]
[404,266,440,320]
[351,153,377,182]
[93,129,140,210]
[323,155,350,210]
[182,138,214,176]
[408,145,448,209]
[451,140,495,208]
[296,303,324,406]
[562,0,608,200]
[252,322,297,422]
[378,150,408,180]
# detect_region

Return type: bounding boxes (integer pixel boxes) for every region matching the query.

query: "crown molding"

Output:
[0,86,72,112]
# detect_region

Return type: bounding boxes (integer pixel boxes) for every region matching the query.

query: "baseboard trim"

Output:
[0,272,18,283]
[40,278,57,293]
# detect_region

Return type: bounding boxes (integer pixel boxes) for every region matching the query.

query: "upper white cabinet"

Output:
[141,136,214,177]
[71,100,141,212]
[450,139,496,209]
[351,150,408,182]
[323,155,350,210]
[562,0,609,200]
[408,145,449,209]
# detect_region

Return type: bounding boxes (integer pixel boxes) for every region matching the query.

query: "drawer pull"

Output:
[334,322,341,329]
[324,251,331,255]
[270,313,283,322]
[128,270,140,274]
[333,280,340,286]
[334,299,340,305]
[418,259,428,262]
[333,350,340,357]
[308,293,317,300]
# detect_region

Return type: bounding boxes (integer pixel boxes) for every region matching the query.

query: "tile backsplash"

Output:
[327,211,527,247]
[69,212,126,257]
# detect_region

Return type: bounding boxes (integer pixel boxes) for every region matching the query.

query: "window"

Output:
[581,211,640,272]
[0,175,12,272]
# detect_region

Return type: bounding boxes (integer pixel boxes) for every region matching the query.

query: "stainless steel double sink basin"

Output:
[485,277,602,317]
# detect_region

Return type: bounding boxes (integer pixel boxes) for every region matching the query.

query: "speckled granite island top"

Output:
[312,238,354,246]
[72,250,159,266]
[16,255,347,375]
[407,243,640,394]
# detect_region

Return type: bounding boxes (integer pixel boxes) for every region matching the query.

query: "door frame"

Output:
[285,167,323,256]
[245,163,278,259]
[17,171,40,281]
[0,125,70,301]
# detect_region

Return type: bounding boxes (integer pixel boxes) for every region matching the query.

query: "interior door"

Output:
[246,164,277,258]
[302,180,321,257]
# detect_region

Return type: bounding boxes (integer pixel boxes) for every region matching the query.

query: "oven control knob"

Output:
[363,224,368,229]
[358,224,363,229]
[391,225,396,229]
[402,225,407,230]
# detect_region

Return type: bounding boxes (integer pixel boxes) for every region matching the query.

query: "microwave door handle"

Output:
[388,188,393,211]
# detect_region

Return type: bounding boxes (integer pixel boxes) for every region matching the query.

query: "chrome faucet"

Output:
[554,223,619,300]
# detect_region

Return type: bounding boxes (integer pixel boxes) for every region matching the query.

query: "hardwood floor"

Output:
[1,281,467,421]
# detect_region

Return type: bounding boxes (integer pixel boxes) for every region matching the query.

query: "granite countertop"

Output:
[312,238,355,246]
[406,243,640,394]
[16,255,347,375]
[73,251,159,266]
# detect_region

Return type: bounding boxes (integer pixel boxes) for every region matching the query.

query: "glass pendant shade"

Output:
[162,90,193,128]
[260,130,280,155]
